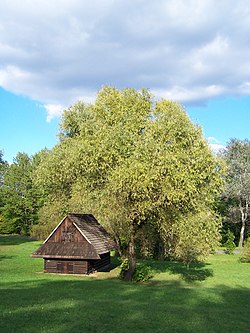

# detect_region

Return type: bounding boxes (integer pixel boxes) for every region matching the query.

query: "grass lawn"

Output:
[0,236,250,333]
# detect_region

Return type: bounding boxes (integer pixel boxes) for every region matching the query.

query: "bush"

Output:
[119,259,153,282]
[133,263,153,282]
[119,258,130,280]
[224,230,236,254]
[242,238,250,263]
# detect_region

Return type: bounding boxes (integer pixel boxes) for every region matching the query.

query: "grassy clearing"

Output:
[0,236,250,333]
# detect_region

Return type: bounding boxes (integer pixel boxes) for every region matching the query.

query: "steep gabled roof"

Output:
[69,214,116,255]
[32,213,116,260]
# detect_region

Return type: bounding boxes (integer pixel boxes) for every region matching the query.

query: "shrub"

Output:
[119,258,130,280]
[242,238,250,263]
[132,263,153,282]
[224,230,236,254]
[119,259,153,282]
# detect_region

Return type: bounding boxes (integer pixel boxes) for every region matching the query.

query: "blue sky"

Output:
[1,88,249,162]
[0,1,250,162]
[0,88,59,162]
[187,96,250,151]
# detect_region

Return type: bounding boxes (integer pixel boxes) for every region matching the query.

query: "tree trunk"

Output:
[123,235,136,281]
[238,221,245,248]
[238,203,248,248]
[114,236,123,258]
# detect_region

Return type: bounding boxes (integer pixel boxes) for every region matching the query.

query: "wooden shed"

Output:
[32,214,116,274]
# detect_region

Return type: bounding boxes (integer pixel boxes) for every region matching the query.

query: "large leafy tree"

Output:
[35,87,223,279]
[221,139,250,247]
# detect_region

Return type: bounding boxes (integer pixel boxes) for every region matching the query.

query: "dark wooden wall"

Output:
[42,217,112,274]
[89,253,111,272]
[44,259,89,274]
[48,217,87,244]
[44,253,111,275]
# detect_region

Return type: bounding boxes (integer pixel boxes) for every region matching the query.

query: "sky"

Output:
[0,0,249,162]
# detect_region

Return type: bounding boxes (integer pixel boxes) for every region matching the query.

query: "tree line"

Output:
[0,87,249,273]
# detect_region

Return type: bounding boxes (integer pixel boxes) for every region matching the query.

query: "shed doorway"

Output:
[56,261,74,274]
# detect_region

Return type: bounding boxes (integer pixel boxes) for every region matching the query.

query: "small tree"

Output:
[221,139,250,247]
[224,230,236,254]
[243,238,250,262]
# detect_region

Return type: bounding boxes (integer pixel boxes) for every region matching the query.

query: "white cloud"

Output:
[0,0,250,120]
[0,65,33,92]
[209,143,227,154]
[153,84,226,104]
[207,137,226,154]
[209,143,226,154]
[239,82,250,94]
[44,104,64,122]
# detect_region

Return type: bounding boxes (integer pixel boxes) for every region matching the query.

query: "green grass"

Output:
[1,236,250,333]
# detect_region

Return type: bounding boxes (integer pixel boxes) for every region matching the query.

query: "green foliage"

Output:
[30,196,68,239]
[119,258,130,279]
[221,139,250,247]
[0,150,8,186]
[224,230,236,254]
[0,151,46,235]
[220,220,241,246]
[0,150,8,219]
[59,101,95,140]
[173,209,221,266]
[119,258,153,282]
[135,222,160,259]
[242,238,250,262]
[34,86,223,262]
[132,262,153,282]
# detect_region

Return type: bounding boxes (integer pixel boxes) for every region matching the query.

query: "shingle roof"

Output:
[32,242,100,259]
[69,214,116,255]
[32,213,116,260]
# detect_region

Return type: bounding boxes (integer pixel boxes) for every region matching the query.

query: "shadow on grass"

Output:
[0,278,249,333]
[169,262,213,281]
[143,259,213,282]
[0,235,37,246]
[110,256,213,282]
[0,255,15,261]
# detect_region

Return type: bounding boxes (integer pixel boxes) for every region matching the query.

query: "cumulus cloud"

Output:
[0,0,250,120]
[44,104,65,122]
[207,137,226,154]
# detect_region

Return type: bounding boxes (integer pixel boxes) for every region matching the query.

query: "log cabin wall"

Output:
[44,259,89,274]
[44,253,111,274]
